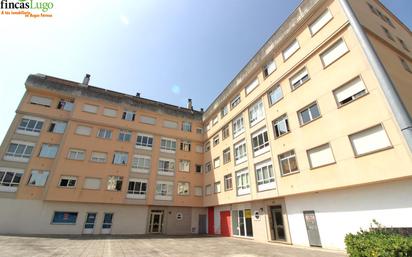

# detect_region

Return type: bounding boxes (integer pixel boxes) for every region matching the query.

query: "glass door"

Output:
[149,210,164,233]
[232,209,253,237]
[101,213,113,234]
[83,213,97,234]
[270,206,286,241]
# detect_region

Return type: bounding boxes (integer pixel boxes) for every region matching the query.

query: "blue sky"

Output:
[0,0,410,142]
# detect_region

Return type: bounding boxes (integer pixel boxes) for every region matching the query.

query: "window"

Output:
[214,181,221,193]
[179,160,190,172]
[112,152,128,165]
[57,99,74,111]
[212,116,218,126]
[245,78,259,95]
[367,2,378,15]
[180,140,191,152]
[196,127,203,134]
[195,145,203,153]
[182,121,192,132]
[273,114,290,138]
[131,155,151,173]
[232,115,245,138]
[91,152,107,163]
[75,125,91,136]
[67,149,85,161]
[222,125,230,140]
[122,111,135,121]
[236,169,250,196]
[48,121,67,134]
[39,144,59,159]
[162,120,179,130]
[158,159,175,176]
[234,140,247,165]
[160,138,177,153]
[194,186,203,196]
[4,141,34,162]
[400,57,412,73]
[30,96,51,107]
[249,100,265,126]
[177,182,190,196]
[349,124,391,156]
[83,178,101,190]
[263,59,276,78]
[103,108,117,117]
[307,143,335,169]
[255,160,275,191]
[268,85,283,106]
[320,39,349,67]
[279,150,299,176]
[59,176,77,188]
[221,106,228,118]
[205,162,212,173]
[213,135,220,146]
[283,39,300,60]
[140,115,156,125]
[107,176,123,191]
[118,130,132,142]
[205,142,211,152]
[251,129,270,156]
[206,122,211,131]
[298,102,321,125]
[309,9,333,35]
[27,170,49,187]
[136,134,153,149]
[195,164,203,173]
[223,147,231,164]
[52,212,78,224]
[230,95,241,109]
[17,117,43,135]
[224,174,233,191]
[213,157,220,168]
[290,68,310,90]
[155,181,173,200]
[382,26,394,41]
[333,77,367,107]
[97,128,112,139]
[398,38,410,52]
[0,168,23,192]
[83,104,98,114]
[205,184,212,195]
[127,179,147,199]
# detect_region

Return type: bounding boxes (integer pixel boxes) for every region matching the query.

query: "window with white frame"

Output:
[223,147,231,164]
[349,124,391,156]
[307,143,335,169]
[136,134,153,149]
[48,121,67,134]
[118,130,132,142]
[30,96,52,107]
[279,150,299,176]
[232,115,245,138]
[298,102,321,125]
[57,99,74,111]
[17,117,44,135]
[160,138,177,153]
[320,39,349,67]
[103,108,117,117]
[255,160,276,192]
[213,157,220,168]
[213,134,220,146]
[91,152,107,163]
[27,170,49,187]
[97,128,112,139]
[122,110,135,121]
[131,155,151,173]
[140,115,156,125]
[195,145,203,153]
[263,59,276,78]
[164,120,178,129]
[249,100,265,127]
[400,57,412,73]
[230,95,241,109]
[245,78,259,95]
[273,114,290,138]
[234,140,247,165]
[4,141,34,162]
[222,124,230,140]
[75,125,91,136]
[107,176,123,191]
[205,184,212,195]
[205,142,211,152]
[180,140,191,152]
[158,159,175,176]
[179,160,190,172]
[155,181,173,200]
[221,105,228,118]
[127,179,147,199]
[112,152,128,165]
[268,85,283,106]
[212,116,218,126]
[0,168,23,192]
[309,9,333,35]
[236,169,250,196]
[67,149,85,161]
[333,76,367,107]
[59,176,77,188]
[251,129,270,156]
[205,162,212,173]
[83,177,101,190]
[83,104,98,114]
[290,68,310,90]
[224,174,233,191]
[195,164,203,173]
[194,186,203,196]
[182,121,192,132]
[283,39,300,60]
[39,144,59,159]
[214,181,221,193]
[177,182,190,195]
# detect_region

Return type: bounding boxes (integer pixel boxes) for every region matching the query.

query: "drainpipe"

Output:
[338,0,412,152]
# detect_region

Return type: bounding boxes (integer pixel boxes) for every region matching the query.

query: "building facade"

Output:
[0,0,411,251]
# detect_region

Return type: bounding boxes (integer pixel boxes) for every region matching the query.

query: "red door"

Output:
[220,211,231,237]
[208,207,214,235]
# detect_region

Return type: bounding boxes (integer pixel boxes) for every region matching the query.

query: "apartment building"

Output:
[0,0,411,251]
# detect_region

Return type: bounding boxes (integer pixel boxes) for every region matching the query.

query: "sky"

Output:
[0,0,411,143]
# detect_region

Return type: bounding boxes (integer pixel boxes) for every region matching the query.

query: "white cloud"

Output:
[120,15,129,25]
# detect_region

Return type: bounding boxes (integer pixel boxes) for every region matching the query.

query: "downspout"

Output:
[338,0,412,152]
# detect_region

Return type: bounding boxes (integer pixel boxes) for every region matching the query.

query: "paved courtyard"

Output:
[0,235,346,257]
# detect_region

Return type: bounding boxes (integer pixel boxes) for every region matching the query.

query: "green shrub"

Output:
[345,220,412,257]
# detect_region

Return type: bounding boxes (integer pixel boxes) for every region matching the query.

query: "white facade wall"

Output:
[285,178,412,250]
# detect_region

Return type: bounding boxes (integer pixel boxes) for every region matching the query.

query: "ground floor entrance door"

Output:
[303,211,322,247]
[149,210,164,233]
[220,211,231,237]
[231,209,253,237]
[101,213,113,234]
[270,206,286,241]
[198,214,207,234]
[83,213,97,234]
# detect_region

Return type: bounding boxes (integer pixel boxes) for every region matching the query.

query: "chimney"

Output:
[136,92,140,97]
[187,99,193,110]
[82,74,91,86]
